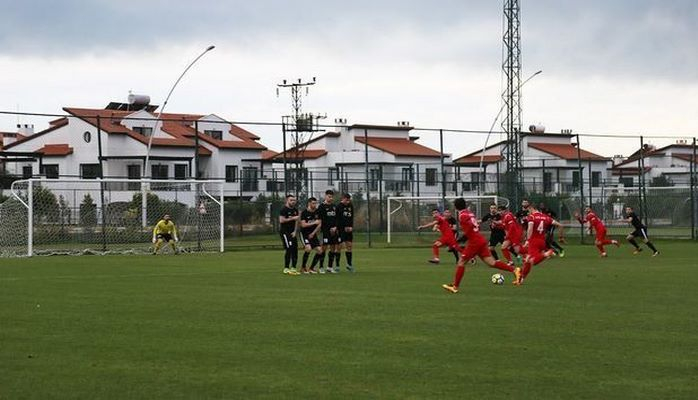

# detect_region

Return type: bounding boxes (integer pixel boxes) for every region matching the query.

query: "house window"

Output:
[242,167,258,191]
[80,164,101,179]
[426,168,437,186]
[83,131,91,143]
[620,177,634,187]
[133,126,153,137]
[41,164,59,179]
[572,171,581,189]
[204,130,223,140]
[225,165,238,183]
[151,165,168,179]
[401,167,413,191]
[127,165,141,190]
[174,164,187,180]
[369,168,381,191]
[328,167,338,186]
[592,171,601,187]
[543,172,553,193]
[22,165,33,179]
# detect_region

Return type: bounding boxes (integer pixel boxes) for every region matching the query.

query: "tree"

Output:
[32,185,60,223]
[80,194,98,227]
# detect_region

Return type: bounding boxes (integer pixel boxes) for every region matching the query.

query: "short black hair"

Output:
[308,197,317,203]
[285,194,295,199]
[498,205,508,211]
[454,197,466,211]
[431,208,440,213]
[325,189,335,195]
[342,193,351,200]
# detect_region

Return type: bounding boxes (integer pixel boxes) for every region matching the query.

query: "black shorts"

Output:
[340,230,354,243]
[322,231,341,245]
[157,233,173,242]
[631,227,648,240]
[489,229,505,247]
[280,233,297,250]
[301,233,321,249]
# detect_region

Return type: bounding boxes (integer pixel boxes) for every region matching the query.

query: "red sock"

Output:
[491,260,515,273]
[432,245,440,258]
[596,244,605,253]
[453,266,465,287]
[502,248,512,262]
[602,239,614,246]
[531,253,545,265]
[522,261,533,278]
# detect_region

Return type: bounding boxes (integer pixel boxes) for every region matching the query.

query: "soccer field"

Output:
[1,243,697,399]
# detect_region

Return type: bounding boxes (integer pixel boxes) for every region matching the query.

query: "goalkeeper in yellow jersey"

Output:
[152,214,179,255]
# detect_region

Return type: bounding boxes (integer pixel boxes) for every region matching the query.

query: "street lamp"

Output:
[144,45,216,176]
[478,70,542,184]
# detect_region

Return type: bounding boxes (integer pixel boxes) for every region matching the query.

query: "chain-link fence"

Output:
[1,109,696,252]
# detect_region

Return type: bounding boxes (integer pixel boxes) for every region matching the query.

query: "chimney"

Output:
[17,124,35,136]
[397,121,410,127]
[334,118,347,126]
[612,154,625,166]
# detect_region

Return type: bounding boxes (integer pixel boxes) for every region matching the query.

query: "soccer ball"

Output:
[491,273,505,285]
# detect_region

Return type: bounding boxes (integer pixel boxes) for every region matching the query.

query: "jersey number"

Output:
[537,221,546,234]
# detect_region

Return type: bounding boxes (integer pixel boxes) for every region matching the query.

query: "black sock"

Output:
[646,241,658,252]
[302,252,310,268]
[628,238,640,249]
[491,248,499,260]
[510,248,518,257]
[334,252,341,267]
[328,252,335,268]
[291,248,298,268]
[347,251,353,266]
[311,253,321,268]
[552,242,563,252]
[450,249,459,263]
[284,248,292,268]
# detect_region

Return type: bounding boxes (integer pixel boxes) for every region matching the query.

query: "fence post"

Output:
[96,116,107,252]
[588,159,593,211]
[439,129,446,207]
[379,165,384,234]
[364,128,372,248]
[690,137,696,240]
[27,179,33,256]
[282,119,288,195]
[576,135,584,243]
[639,136,648,227]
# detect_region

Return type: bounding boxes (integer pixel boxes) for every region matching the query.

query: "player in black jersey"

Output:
[540,203,565,257]
[278,194,300,275]
[624,206,659,256]
[443,209,460,263]
[317,189,341,273]
[337,193,355,272]
[480,204,505,260]
[300,197,323,274]
[516,199,531,228]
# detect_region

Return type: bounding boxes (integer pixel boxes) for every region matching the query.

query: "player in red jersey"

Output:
[442,198,521,294]
[417,208,461,264]
[514,204,565,285]
[499,205,524,265]
[575,205,619,257]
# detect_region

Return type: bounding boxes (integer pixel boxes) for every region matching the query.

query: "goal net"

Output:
[0,178,224,257]
[387,195,508,245]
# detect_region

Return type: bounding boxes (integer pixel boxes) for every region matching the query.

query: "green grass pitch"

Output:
[1,242,698,399]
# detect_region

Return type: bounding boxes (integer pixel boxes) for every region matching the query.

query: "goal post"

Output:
[387,195,508,244]
[0,178,225,257]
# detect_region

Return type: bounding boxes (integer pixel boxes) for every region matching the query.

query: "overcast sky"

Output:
[1,0,697,157]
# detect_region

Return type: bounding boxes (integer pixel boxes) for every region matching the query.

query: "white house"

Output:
[261,122,452,198]
[611,142,697,187]
[454,131,612,196]
[1,102,268,200]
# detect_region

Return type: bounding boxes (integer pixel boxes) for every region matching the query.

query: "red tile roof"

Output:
[454,155,503,166]
[3,119,69,150]
[612,167,652,176]
[163,123,266,150]
[36,144,74,156]
[355,136,441,158]
[528,143,607,161]
[271,149,328,161]
[261,150,279,160]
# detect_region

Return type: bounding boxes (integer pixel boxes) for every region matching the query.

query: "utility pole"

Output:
[501,0,523,206]
[276,77,325,198]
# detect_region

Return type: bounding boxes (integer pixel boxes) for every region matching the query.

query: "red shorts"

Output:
[460,238,491,260]
[437,235,459,250]
[505,229,523,246]
[595,227,607,241]
[527,238,547,257]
